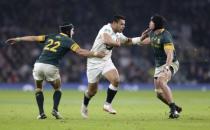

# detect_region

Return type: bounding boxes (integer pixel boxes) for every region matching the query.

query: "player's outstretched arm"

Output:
[123,37,140,45]
[122,36,150,46]
[6,36,45,45]
[122,28,152,46]
[75,48,106,58]
[102,33,121,47]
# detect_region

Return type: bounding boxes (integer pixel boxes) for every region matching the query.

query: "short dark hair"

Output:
[59,23,74,37]
[112,15,126,23]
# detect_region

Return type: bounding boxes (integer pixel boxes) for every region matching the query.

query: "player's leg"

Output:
[33,63,46,119]
[155,78,171,105]
[155,79,182,113]
[103,66,120,114]
[45,64,63,119]
[34,80,47,119]
[81,67,101,118]
[49,79,62,112]
[83,82,98,107]
[155,67,179,118]
[49,79,63,119]
[81,82,98,118]
[43,64,62,119]
[49,78,63,119]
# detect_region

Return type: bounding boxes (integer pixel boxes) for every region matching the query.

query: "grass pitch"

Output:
[0,89,209,130]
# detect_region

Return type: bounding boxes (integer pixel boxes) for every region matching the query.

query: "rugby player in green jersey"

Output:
[137,15,182,119]
[6,23,105,119]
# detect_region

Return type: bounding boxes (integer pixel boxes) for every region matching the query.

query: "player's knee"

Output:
[111,78,120,87]
[35,88,42,92]
[53,86,61,91]
[54,88,61,91]
[154,87,163,94]
[35,80,43,89]
[50,79,61,90]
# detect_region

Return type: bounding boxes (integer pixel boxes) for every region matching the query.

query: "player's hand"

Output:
[162,64,172,81]
[141,28,151,36]
[163,64,172,75]
[5,38,19,45]
[163,65,170,72]
[115,38,121,47]
[140,28,151,41]
[94,51,106,58]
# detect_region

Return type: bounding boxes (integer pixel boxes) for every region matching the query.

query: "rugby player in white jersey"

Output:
[81,15,142,118]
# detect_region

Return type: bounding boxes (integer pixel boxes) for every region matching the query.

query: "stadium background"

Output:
[0,0,210,90]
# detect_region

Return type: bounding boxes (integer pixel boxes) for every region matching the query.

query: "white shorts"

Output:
[87,60,117,83]
[32,63,60,82]
[154,60,179,78]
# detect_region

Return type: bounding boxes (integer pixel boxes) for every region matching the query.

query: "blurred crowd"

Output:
[0,0,210,84]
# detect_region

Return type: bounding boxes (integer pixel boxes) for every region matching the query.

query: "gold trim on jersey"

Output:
[70,43,80,52]
[37,35,45,42]
[164,43,174,50]
[60,33,68,37]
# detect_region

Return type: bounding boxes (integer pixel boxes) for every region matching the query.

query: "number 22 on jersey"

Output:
[44,39,61,52]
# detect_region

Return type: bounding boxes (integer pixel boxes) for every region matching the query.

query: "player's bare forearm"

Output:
[121,28,151,46]
[75,48,105,58]
[122,37,150,46]
[6,36,43,45]
[122,38,132,45]
[165,49,173,66]
[102,33,120,47]
[15,36,40,42]
[75,48,91,57]
[126,37,150,46]
[122,35,151,46]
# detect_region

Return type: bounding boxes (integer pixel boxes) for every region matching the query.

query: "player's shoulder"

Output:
[102,23,111,29]
[41,33,53,41]
[100,23,113,33]
[55,33,71,41]
[44,33,57,40]
[162,29,172,36]
[161,29,173,43]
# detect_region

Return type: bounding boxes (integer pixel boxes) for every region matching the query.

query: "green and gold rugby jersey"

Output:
[149,29,178,67]
[36,33,80,67]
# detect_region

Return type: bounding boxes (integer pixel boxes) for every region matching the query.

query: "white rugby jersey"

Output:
[87,23,128,65]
